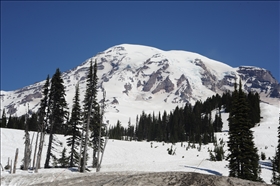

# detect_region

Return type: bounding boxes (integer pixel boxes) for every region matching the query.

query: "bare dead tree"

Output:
[13,148,18,174]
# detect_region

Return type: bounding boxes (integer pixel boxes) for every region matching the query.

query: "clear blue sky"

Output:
[1,1,279,91]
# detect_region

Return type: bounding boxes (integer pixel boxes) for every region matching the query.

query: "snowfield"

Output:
[0,102,279,185]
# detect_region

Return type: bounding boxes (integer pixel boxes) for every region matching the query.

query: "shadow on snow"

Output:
[259,160,273,171]
[184,165,223,176]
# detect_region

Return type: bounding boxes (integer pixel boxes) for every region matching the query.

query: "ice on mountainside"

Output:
[0,44,279,126]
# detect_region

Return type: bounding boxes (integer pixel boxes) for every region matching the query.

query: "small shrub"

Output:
[261,152,266,160]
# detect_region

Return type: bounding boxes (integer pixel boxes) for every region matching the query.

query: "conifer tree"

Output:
[213,111,223,132]
[35,75,50,173]
[272,115,280,185]
[58,147,68,168]
[227,80,260,181]
[66,84,82,167]
[1,109,7,128]
[44,69,68,168]
[80,60,101,171]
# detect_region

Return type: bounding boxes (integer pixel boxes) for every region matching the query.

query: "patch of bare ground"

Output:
[29,172,275,186]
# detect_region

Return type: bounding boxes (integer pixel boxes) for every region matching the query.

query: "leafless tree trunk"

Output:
[23,110,31,170]
[35,130,45,173]
[13,148,18,174]
[96,91,106,172]
[10,159,12,174]
[32,131,39,169]
[78,122,85,172]
[82,99,92,172]
[0,163,4,171]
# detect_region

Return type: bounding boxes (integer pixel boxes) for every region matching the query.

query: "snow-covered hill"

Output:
[0,102,279,185]
[1,44,279,126]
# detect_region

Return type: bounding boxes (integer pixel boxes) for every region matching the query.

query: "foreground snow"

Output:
[0,102,278,185]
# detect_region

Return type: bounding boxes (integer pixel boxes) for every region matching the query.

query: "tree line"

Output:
[109,89,261,145]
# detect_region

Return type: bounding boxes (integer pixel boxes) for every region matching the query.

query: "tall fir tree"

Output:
[35,75,50,172]
[1,109,7,128]
[44,69,68,168]
[272,115,280,185]
[66,84,82,167]
[89,61,103,168]
[80,60,101,172]
[227,80,260,181]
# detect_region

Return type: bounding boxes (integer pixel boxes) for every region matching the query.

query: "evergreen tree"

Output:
[80,60,101,172]
[58,147,69,168]
[6,115,15,129]
[28,113,38,132]
[44,69,68,168]
[272,115,280,185]
[247,92,261,128]
[1,109,7,128]
[35,75,50,173]
[66,84,82,167]
[213,111,223,132]
[227,80,260,181]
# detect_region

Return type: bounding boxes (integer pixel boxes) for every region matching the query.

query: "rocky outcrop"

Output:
[152,76,174,94]
[123,83,132,94]
[237,66,279,98]
[142,72,159,92]
[111,97,119,105]
[195,59,217,91]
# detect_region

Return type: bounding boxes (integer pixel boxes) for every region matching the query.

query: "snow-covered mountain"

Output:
[1,44,279,125]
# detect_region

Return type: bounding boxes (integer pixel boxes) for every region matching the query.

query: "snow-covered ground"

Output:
[0,102,279,185]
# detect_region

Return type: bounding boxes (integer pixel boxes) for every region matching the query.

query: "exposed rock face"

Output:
[175,75,192,102]
[237,66,279,98]
[152,76,174,94]
[142,72,159,92]
[111,97,119,105]
[195,59,217,92]
[123,83,132,94]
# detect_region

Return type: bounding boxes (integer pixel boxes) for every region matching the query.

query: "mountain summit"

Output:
[1,44,279,125]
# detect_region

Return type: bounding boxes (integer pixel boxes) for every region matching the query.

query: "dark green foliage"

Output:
[260,152,266,161]
[66,84,82,167]
[227,81,260,181]
[28,113,38,132]
[37,75,50,138]
[6,115,25,130]
[109,88,262,145]
[209,137,225,161]
[109,120,124,140]
[167,145,176,155]
[127,118,135,141]
[35,75,50,172]
[272,115,280,185]
[80,60,102,170]
[213,111,223,132]
[48,68,68,135]
[45,68,68,168]
[58,147,69,168]
[247,92,261,128]
[1,109,7,128]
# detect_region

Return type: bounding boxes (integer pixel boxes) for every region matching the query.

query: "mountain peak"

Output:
[1,44,279,125]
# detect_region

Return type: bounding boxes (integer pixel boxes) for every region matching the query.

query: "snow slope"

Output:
[1,44,279,127]
[0,102,279,185]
